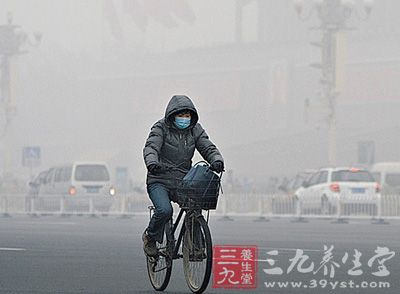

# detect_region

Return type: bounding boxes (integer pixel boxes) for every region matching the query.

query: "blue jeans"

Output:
[146,183,175,243]
[146,183,203,248]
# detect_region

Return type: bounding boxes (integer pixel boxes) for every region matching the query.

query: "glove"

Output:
[210,161,224,173]
[148,163,166,175]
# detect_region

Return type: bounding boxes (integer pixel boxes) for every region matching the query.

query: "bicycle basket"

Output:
[177,162,221,210]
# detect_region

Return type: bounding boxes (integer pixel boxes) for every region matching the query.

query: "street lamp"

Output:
[294,0,372,166]
[0,12,41,125]
[0,12,41,178]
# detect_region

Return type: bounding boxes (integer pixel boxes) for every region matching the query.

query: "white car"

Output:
[294,167,381,214]
[38,162,116,212]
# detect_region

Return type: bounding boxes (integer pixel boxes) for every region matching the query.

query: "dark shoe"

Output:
[142,231,158,257]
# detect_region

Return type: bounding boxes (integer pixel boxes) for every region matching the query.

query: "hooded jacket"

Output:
[143,95,224,188]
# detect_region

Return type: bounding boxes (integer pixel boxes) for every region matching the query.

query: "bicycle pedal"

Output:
[158,251,167,258]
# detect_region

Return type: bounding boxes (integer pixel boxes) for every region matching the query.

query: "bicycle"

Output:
[145,162,222,293]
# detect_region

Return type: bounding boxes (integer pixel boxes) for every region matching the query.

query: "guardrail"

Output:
[1,193,399,223]
[216,193,400,224]
[0,193,149,217]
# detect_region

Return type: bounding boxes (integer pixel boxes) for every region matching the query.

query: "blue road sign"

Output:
[22,146,41,167]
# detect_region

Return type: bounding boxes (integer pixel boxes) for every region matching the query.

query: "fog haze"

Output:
[1,0,400,188]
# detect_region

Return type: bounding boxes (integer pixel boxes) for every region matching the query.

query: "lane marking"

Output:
[17,222,76,226]
[0,247,26,251]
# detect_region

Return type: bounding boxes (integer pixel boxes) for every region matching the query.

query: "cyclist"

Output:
[142,95,224,257]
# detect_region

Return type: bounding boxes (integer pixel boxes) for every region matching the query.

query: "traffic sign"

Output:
[22,146,41,167]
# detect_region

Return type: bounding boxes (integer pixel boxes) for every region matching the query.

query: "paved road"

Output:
[0,214,399,293]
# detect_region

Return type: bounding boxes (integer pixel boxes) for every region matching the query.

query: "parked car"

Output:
[371,162,400,195]
[294,167,380,214]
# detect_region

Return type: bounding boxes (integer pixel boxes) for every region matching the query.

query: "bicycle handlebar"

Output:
[163,161,224,176]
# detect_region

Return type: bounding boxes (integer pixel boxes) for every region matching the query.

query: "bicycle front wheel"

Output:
[182,215,212,293]
[146,222,173,291]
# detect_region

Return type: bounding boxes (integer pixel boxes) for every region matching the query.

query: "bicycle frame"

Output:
[148,206,208,261]
[147,202,214,293]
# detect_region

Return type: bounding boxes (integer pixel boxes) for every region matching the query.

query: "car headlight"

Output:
[109,187,116,196]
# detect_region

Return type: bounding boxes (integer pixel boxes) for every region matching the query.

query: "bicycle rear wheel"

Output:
[182,215,212,293]
[146,221,173,291]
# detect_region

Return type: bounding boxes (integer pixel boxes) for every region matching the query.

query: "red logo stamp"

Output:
[213,245,258,289]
